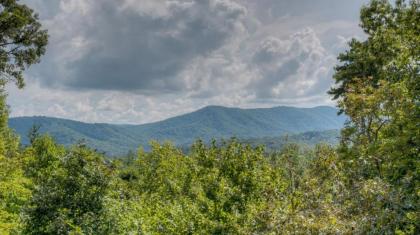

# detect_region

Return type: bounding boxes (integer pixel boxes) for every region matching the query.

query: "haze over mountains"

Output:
[9,106,346,156]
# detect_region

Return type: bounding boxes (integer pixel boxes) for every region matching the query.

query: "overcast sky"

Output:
[7,0,369,124]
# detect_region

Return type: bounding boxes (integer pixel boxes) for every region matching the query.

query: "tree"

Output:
[27,123,41,145]
[329,0,419,105]
[0,0,48,88]
[23,142,112,234]
[0,1,48,230]
[0,89,18,154]
[330,0,419,233]
[0,87,27,234]
[0,147,31,234]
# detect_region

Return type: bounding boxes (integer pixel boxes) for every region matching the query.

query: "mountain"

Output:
[9,106,346,156]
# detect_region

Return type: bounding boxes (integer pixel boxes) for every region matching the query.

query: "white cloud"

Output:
[8,0,368,123]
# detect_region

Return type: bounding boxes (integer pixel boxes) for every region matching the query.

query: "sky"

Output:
[7,0,369,124]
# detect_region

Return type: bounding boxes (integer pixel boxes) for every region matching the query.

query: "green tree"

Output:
[23,142,112,234]
[27,124,41,145]
[0,0,48,88]
[329,0,419,104]
[330,0,419,233]
[0,145,31,234]
[0,90,18,153]
[0,88,28,234]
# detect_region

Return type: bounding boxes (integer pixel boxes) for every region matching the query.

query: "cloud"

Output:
[31,0,247,93]
[247,28,335,100]
[9,0,368,123]
[242,0,369,22]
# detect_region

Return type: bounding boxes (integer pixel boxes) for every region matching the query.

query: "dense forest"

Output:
[0,0,419,234]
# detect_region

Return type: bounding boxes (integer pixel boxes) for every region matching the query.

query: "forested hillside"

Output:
[9,106,345,155]
[240,129,341,150]
[0,0,418,234]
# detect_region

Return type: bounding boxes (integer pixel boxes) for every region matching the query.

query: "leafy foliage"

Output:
[0,0,418,234]
[0,90,28,234]
[0,0,48,88]
[330,0,419,233]
[22,139,112,234]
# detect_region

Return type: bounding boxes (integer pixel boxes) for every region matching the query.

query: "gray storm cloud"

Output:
[32,0,247,92]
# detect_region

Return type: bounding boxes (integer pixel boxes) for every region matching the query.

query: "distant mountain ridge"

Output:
[9,105,346,156]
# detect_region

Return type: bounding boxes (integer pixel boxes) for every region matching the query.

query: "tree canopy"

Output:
[0,0,48,88]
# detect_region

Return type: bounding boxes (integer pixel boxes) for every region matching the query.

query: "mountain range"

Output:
[9,105,346,156]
